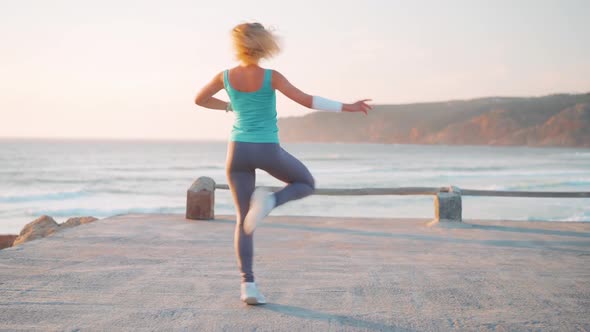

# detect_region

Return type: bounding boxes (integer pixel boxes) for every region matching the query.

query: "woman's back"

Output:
[224,66,278,143]
[226,66,267,92]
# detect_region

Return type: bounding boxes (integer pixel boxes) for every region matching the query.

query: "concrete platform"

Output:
[1,214,589,331]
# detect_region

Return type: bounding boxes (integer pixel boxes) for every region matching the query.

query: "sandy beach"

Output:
[1,213,589,331]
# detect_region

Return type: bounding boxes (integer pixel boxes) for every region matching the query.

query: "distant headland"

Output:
[278,93,590,147]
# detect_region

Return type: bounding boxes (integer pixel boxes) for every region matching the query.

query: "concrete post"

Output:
[433,186,462,223]
[186,177,215,220]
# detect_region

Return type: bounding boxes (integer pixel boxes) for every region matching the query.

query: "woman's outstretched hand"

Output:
[343,99,372,115]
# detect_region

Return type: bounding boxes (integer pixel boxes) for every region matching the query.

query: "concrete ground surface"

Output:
[0,214,589,331]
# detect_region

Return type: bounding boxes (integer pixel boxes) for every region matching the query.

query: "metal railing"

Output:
[186,177,590,223]
[215,184,590,198]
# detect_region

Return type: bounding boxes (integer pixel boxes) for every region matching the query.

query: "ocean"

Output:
[1,139,589,234]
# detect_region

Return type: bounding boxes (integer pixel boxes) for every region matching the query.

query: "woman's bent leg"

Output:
[260,146,315,207]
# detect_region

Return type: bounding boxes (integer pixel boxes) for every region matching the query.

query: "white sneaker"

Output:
[240,282,266,305]
[244,188,276,235]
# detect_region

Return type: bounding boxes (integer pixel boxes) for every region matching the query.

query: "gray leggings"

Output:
[226,141,315,282]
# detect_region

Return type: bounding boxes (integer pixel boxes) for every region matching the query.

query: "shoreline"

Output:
[2,137,590,149]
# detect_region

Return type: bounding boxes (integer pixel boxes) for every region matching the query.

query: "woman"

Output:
[195,22,371,305]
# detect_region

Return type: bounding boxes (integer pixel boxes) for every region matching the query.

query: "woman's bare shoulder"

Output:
[270,69,288,87]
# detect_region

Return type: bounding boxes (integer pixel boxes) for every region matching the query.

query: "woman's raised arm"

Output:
[272,70,372,115]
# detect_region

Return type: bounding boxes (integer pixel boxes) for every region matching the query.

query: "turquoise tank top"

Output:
[223,68,279,143]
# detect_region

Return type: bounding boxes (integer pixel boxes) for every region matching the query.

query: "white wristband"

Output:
[312,96,342,112]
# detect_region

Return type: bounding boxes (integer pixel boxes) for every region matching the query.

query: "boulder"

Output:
[13,215,60,246]
[11,215,100,246]
[0,235,17,250]
[61,216,98,228]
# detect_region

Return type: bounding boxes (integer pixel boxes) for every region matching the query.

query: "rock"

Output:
[11,215,100,246]
[186,177,215,220]
[0,235,18,250]
[13,215,60,246]
[61,216,98,228]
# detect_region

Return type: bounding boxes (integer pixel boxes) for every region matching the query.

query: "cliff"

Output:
[278,93,590,147]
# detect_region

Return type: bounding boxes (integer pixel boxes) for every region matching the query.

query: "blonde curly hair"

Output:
[231,22,280,64]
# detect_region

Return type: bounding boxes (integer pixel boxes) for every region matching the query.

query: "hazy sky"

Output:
[1,0,589,140]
